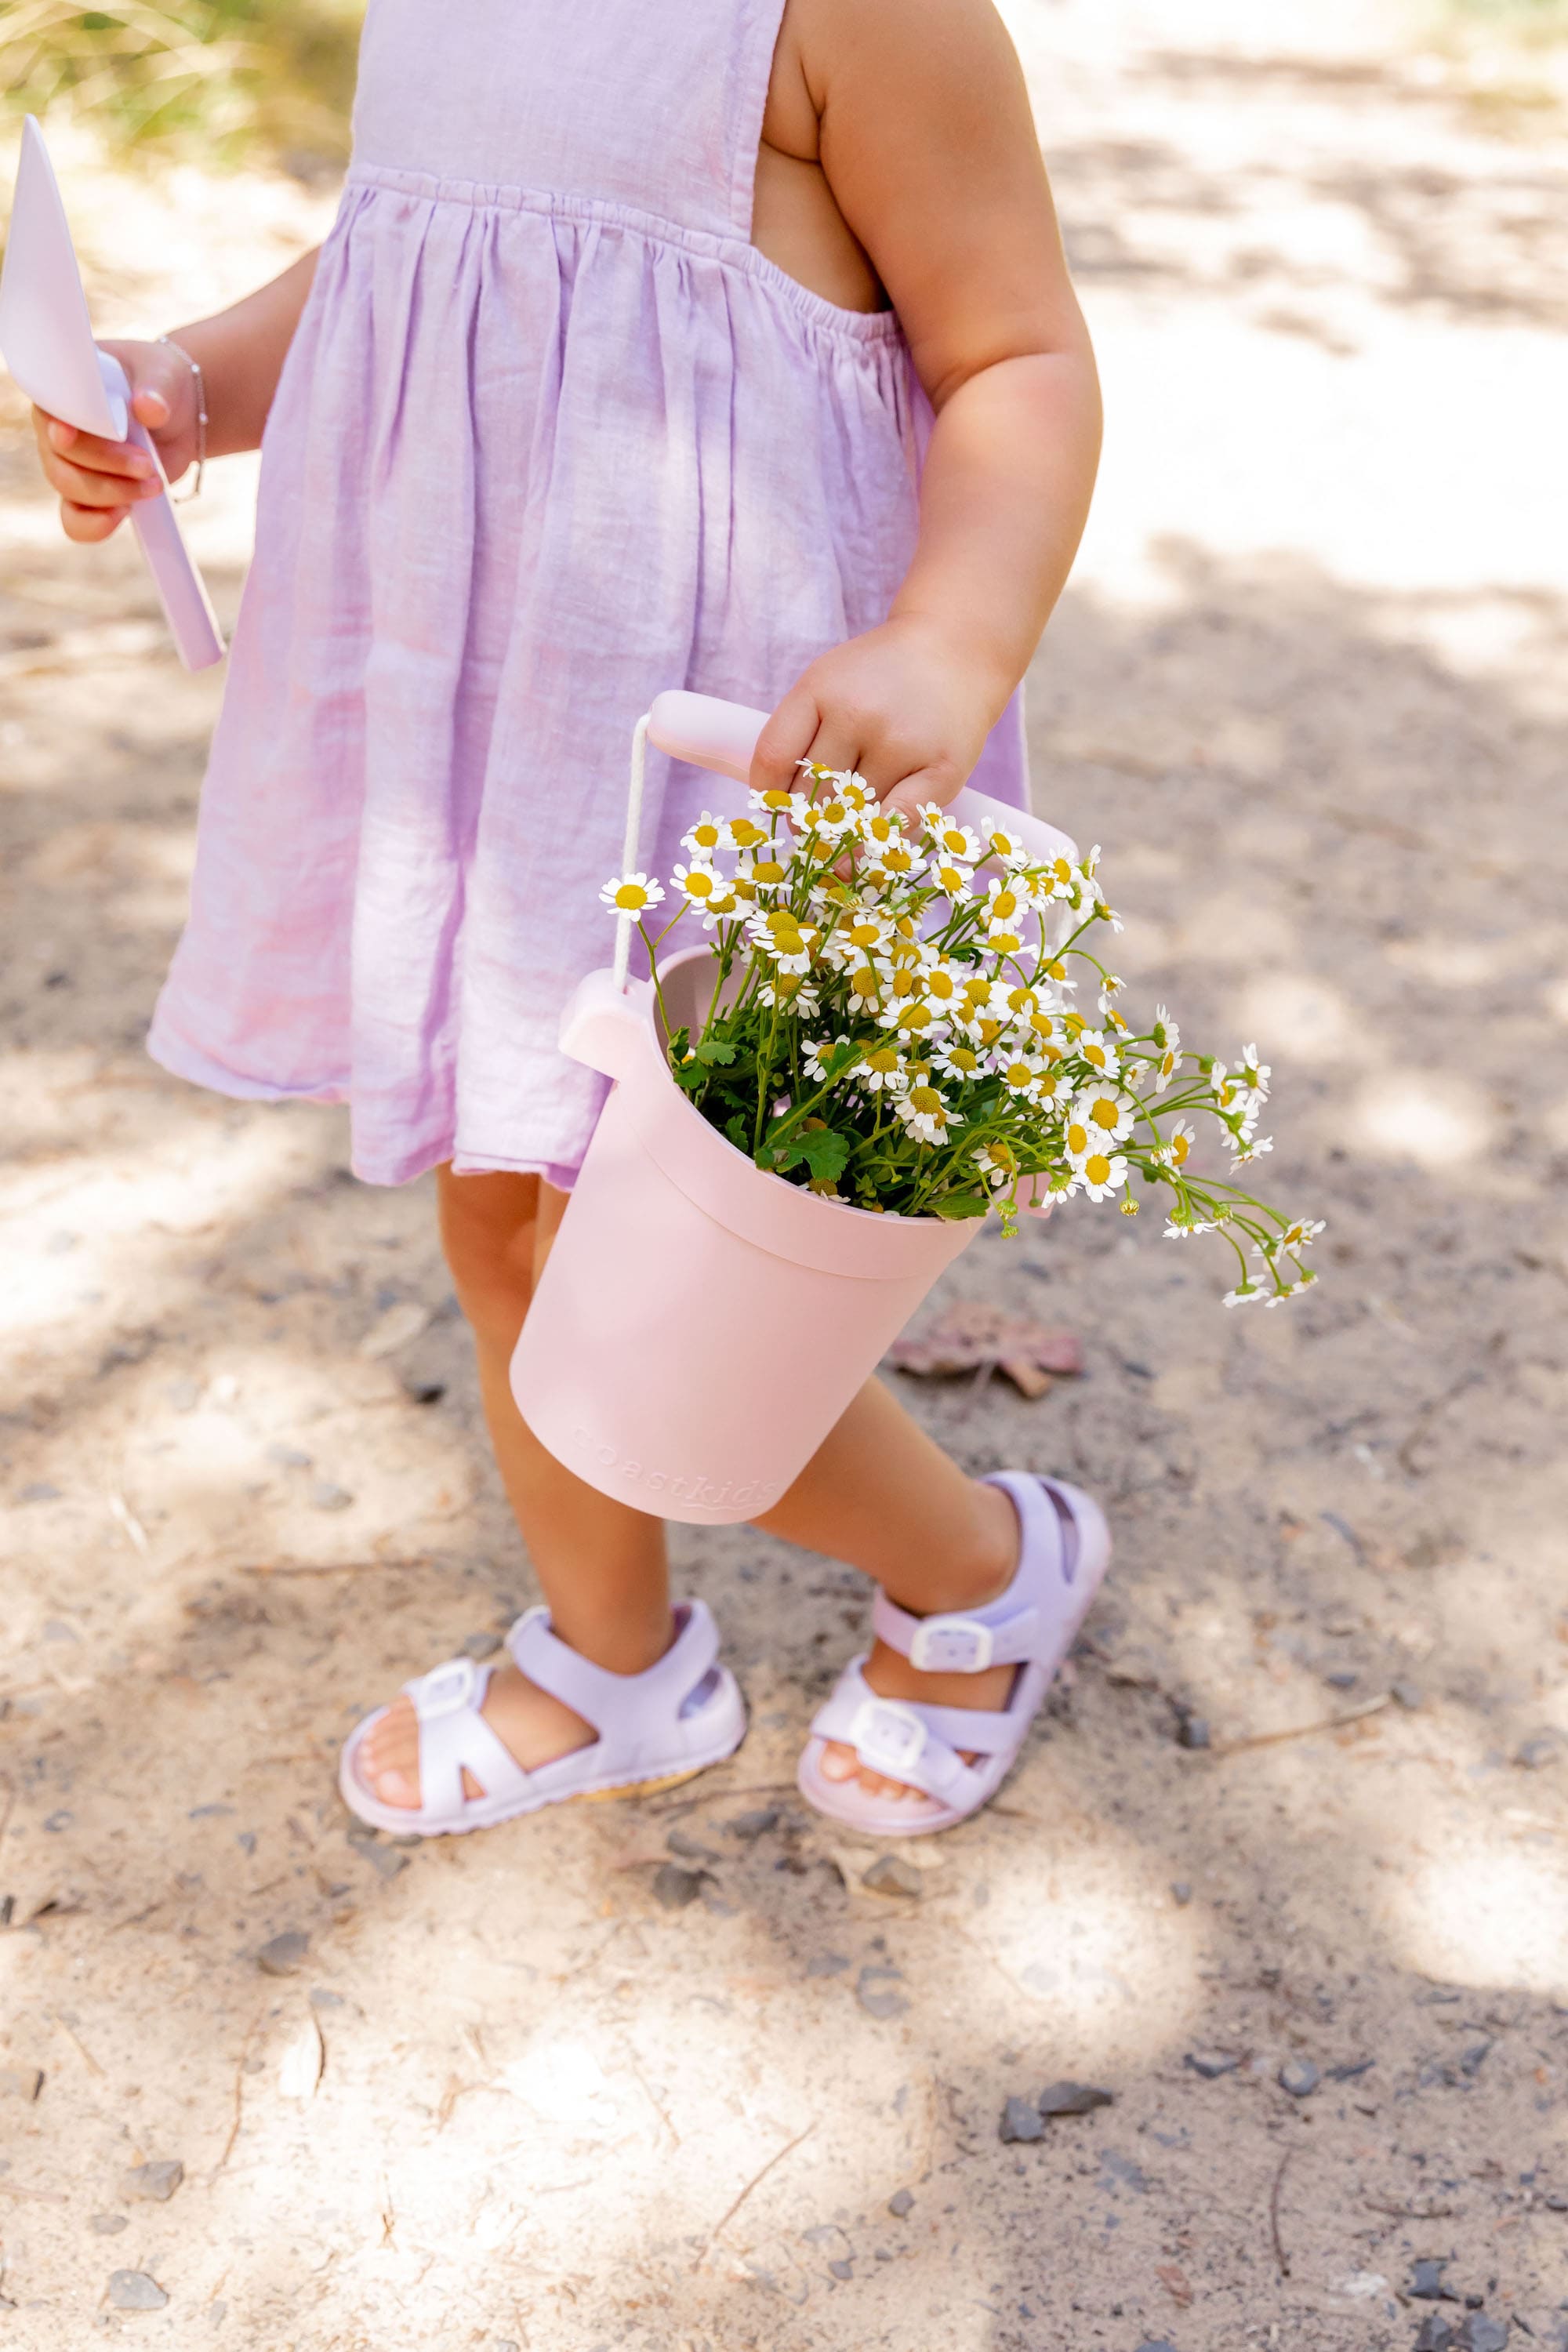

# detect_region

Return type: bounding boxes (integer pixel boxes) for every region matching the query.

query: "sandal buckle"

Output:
[847,1697,927,1777]
[908,1616,994,1674]
[412,1658,476,1719]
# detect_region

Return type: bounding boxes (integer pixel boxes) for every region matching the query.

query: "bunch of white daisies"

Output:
[601,764,1320,1303]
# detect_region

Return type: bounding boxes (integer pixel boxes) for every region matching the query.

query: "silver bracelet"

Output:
[157,334,208,503]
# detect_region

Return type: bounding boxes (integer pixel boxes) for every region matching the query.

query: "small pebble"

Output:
[652,1863,707,1911]
[89,2216,129,2236]
[108,2272,169,2311]
[122,2159,183,2202]
[1391,1679,1423,1710]
[1323,1668,1359,1690]
[1410,2258,1460,2302]
[887,2187,915,2218]
[666,1829,722,1864]
[187,1802,235,1820]
[1455,2320,1508,2352]
[1184,2049,1240,2079]
[256,1929,310,1976]
[1171,1881,1192,1905]
[458,1631,501,1659]
[828,2258,853,2280]
[1514,1733,1559,1770]
[1278,2059,1319,2098]
[1037,2080,1114,2116]
[1135,2341,1179,2352]
[1176,1711,1211,1750]
[310,1483,354,1512]
[266,1443,313,1469]
[19,1481,61,1504]
[1413,2318,1454,2352]
[805,1952,851,1979]
[43,1809,74,1831]
[855,1962,909,2020]
[727,1807,780,1840]
[0,2067,44,2101]
[1000,2094,1046,2143]
[862,1854,923,1900]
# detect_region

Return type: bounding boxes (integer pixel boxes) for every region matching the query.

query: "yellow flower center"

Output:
[730,817,766,848]
[750,860,786,885]
[1004,1063,1033,1088]
[684,870,717,898]
[1065,1123,1088,1156]
[848,967,880,999]
[908,1086,943,1117]
[992,889,1019,921]
[758,789,793,811]
[864,1047,901,1074]
[613,884,648,910]
[1084,1154,1112,1185]
[1171,1132,1190,1166]
[1090,1098,1120,1130]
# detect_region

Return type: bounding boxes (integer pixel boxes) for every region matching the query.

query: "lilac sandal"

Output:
[339,1599,746,1838]
[797,1472,1110,1837]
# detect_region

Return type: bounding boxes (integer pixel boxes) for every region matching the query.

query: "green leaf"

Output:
[930,1192,991,1221]
[725,1113,750,1152]
[797,1127,851,1185]
[693,1036,736,1066]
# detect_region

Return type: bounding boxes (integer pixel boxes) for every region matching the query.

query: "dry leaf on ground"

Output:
[887,1305,1082,1399]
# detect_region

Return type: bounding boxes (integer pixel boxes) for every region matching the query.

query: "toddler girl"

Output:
[32,0,1106,1835]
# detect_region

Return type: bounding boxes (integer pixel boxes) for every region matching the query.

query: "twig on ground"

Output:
[1364,2198,1457,2221]
[643,1780,798,1820]
[692,2122,815,2270]
[0,2179,67,2205]
[1269,2151,1294,2277]
[1214,1692,1392,1756]
[49,2009,105,2078]
[238,1555,434,1577]
[213,2002,267,2176]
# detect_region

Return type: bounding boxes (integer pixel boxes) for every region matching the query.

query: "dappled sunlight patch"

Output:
[978,1836,1205,2047]
[1392,1845,1568,1998]
[1235,969,1357,1061]
[1351,1069,1491,1168]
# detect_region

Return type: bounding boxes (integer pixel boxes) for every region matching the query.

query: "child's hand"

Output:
[30,338,201,544]
[750,615,1006,822]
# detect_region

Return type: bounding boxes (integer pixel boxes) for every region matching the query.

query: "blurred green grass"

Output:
[0,0,365,164]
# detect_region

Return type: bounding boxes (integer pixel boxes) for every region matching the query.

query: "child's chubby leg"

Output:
[358,1171,677,1810]
[755,1380,1023,1812]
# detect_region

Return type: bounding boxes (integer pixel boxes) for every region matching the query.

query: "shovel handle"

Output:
[645,689,1078,866]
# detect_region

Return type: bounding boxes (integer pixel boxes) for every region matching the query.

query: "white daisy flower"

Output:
[894,1081,952,1145]
[934,1038,988,1084]
[671,860,724,909]
[600,872,666,915]
[1223,1279,1267,1308]
[980,824,1032,870]
[1062,1112,1095,1165]
[1098,974,1126,1016]
[973,1139,1020,1192]
[1231,1134,1274,1171]
[1074,1029,1122,1080]
[1164,1215,1218,1240]
[681,811,735,860]
[997,1049,1050,1102]
[801,1034,846,1081]
[924,811,983,866]
[1072,1150,1129,1202]
[759,975,820,1014]
[1275,1214,1325,1253]
[1076,1083,1136,1144]
[1237,1044,1272,1098]
[862,836,927,884]
[930,859,975,901]
[1156,1117,1198,1171]
[854,1040,909,1094]
[734,851,792,897]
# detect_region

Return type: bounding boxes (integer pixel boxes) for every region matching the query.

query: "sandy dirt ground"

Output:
[2,3,1566,2345]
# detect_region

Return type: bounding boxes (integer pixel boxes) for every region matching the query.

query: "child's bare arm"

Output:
[31,249,319,544]
[753,0,1101,815]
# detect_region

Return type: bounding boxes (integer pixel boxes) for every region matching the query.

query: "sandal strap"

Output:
[402,1655,532,1817]
[507,1598,719,1738]
[809,1665,993,1808]
[872,1473,1073,1672]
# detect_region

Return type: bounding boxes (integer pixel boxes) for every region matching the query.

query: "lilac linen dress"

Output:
[147,0,1030,1188]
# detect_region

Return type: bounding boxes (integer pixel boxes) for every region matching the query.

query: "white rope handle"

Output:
[612,712,652,993]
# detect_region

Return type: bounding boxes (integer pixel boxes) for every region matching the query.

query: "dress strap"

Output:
[721,0,792,241]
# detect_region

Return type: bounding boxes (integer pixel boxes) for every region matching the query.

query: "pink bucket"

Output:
[509,693,1076,1527]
